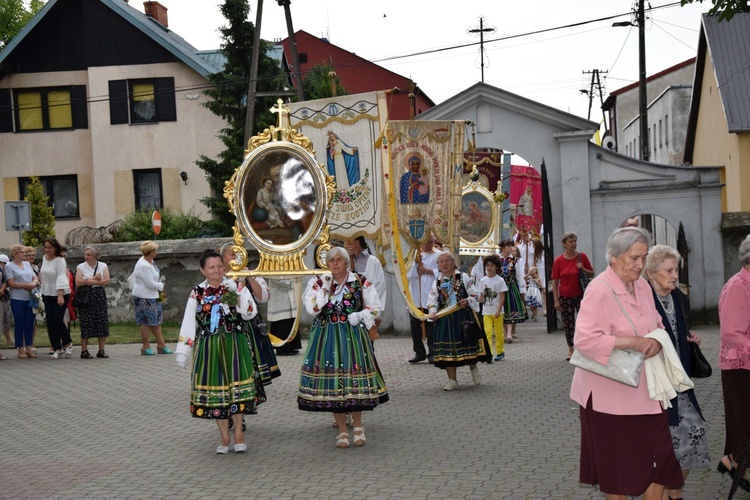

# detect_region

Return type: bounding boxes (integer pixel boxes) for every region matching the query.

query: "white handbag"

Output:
[570,282,646,387]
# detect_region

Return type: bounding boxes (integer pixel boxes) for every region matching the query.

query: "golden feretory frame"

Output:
[223,100,335,277]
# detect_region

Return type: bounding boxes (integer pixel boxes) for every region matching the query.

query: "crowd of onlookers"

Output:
[0,239,112,360]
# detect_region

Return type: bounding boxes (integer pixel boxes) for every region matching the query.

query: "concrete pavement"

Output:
[0,320,742,499]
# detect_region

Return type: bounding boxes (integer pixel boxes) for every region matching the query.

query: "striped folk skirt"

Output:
[298,322,388,413]
[189,328,266,419]
[432,308,492,368]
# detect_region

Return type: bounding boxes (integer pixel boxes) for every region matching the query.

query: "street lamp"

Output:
[613,1,649,161]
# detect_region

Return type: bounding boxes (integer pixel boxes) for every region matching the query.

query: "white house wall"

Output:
[87,62,222,227]
[0,70,95,245]
[0,62,224,247]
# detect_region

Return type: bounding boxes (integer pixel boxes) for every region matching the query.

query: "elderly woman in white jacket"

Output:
[175,249,266,454]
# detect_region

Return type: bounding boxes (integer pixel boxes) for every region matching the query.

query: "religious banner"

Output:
[510,164,542,236]
[287,92,386,243]
[381,120,466,318]
[384,120,465,248]
[463,149,504,190]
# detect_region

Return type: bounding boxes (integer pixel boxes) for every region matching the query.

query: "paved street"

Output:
[0,321,742,499]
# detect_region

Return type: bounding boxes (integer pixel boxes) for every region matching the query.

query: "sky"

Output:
[156,0,710,126]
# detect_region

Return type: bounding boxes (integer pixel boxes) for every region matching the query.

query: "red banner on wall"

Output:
[510,164,542,236]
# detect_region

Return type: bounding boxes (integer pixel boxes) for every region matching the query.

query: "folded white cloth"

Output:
[348,311,362,326]
[644,329,694,409]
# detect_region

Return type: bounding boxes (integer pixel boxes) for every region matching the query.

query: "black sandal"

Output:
[80,350,93,359]
[97,350,109,358]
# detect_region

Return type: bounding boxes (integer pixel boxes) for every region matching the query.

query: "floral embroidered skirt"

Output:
[190,329,266,419]
[298,322,388,413]
[432,308,492,368]
[525,285,543,309]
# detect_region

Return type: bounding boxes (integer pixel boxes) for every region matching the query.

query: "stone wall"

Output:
[1,238,407,335]
[61,238,242,323]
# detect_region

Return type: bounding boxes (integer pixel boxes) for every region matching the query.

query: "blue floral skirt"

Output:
[134,297,162,326]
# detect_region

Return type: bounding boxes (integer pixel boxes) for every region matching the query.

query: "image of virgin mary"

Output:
[326,131,360,189]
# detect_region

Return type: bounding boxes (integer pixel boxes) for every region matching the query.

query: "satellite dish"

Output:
[602,135,616,150]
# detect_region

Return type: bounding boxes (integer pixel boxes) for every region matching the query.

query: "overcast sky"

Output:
[157,0,709,126]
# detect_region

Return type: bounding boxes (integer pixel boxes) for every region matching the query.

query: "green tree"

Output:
[0,0,45,51]
[302,64,347,100]
[680,0,750,22]
[22,176,55,246]
[196,0,284,231]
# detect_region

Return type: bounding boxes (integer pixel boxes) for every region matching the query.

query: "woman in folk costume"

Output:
[220,243,280,385]
[175,250,266,454]
[499,239,527,343]
[428,251,492,391]
[298,246,388,449]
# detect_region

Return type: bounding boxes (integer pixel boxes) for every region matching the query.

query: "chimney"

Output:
[143,1,168,27]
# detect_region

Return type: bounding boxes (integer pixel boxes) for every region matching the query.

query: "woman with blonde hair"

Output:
[4,244,39,358]
[132,240,171,356]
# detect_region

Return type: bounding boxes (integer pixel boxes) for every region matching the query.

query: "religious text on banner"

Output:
[382,120,466,319]
[385,120,464,249]
[287,92,386,243]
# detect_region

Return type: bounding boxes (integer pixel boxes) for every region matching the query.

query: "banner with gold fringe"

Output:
[380,120,466,319]
[287,92,387,246]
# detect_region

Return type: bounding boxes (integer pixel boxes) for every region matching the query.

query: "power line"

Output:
[1,1,689,114]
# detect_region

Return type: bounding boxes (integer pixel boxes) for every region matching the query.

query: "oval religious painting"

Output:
[234,142,327,254]
[460,190,494,244]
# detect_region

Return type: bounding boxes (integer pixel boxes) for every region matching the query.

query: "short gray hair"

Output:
[605,227,650,265]
[326,246,350,267]
[84,246,100,259]
[644,244,680,277]
[740,234,750,266]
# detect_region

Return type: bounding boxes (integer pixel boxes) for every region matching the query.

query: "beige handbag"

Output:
[569,282,645,387]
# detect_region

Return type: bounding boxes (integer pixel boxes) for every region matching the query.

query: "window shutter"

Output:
[70,85,88,129]
[108,80,129,124]
[0,89,13,133]
[154,77,176,122]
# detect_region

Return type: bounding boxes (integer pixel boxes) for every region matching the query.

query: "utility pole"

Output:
[277,0,306,103]
[244,0,264,146]
[637,0,649,161]
[613,2,649,161]
[467,16,496,83]
[581,69,607,121]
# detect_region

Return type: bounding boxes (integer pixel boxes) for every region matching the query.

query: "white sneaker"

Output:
[443,379,459,391]
[233,443,247,453]
[471,367,482,385]
[216,444,230,454]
